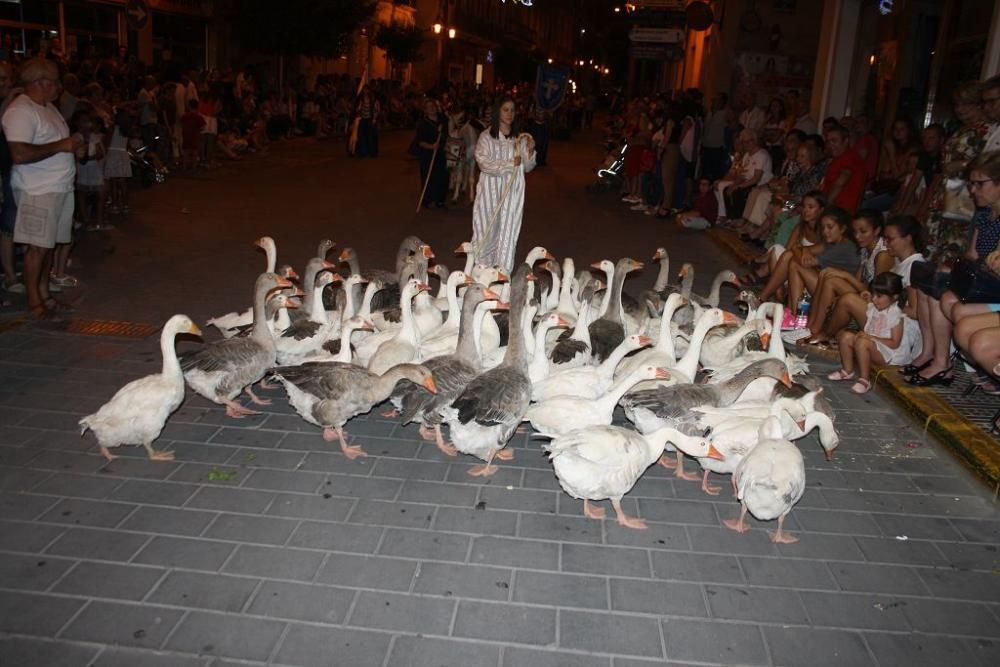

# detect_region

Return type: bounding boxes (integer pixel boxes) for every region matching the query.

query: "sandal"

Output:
[827,368,855,381]
[29,305,64,323]
[850,378,872,394]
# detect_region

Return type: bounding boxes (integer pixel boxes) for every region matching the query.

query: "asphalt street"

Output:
[0,128,998,667]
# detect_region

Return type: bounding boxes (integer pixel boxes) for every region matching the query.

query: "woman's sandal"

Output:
[827,368,855,381]
[43,297,75,314]
[29,304,64,323]
[899,359,932,376]
[850,378,872,394]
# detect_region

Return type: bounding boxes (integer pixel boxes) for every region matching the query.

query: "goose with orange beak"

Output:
[544,425,724,530]
[181,273,294,418]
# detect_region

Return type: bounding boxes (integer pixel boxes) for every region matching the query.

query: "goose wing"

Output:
[180,338,265,374]
[453,366,530,427]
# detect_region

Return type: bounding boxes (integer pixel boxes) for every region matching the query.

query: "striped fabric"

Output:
[471,131,536,272]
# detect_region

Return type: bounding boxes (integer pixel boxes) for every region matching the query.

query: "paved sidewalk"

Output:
[1,133,998,666]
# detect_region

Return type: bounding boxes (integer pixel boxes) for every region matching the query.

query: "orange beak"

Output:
[526,272,538,282]
[797,419,807,431]
[731,276,742,287]
[590,261,603,270]
[275,276,294,288]
[722,312,739,325]
[653,249,665,260]
[254,237,266,248]
[494,301,511,310]
[322,260,336,270]
[496,271,510,282]
[760,332,771,348]
[292,287,306,297]
[654,368,671,380]
[422,245,435,259]
[453,243,467,254]
[555,316,571,327]
[463,275,476,285]
[483,287,502,300]
[706,443,725,461]
[416,282,432,293]
[286,298,300,309]
[678,266,689,278]
[781,371,792,388]
[359,318,374,330]
[637,336,653,346]
[543,250,556,260]
[187,323,203,336]
[632,260,644,270]
[423,376,438,393]
[338,249,350,261]
[286,268,300,280]
[825,446,836,461]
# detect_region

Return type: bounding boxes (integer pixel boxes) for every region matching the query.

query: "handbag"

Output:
[948,257,1000,303]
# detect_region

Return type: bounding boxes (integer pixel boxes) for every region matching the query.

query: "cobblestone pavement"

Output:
[0,131,998,666]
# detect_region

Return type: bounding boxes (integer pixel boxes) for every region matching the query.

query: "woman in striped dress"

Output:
[471,96,536,272]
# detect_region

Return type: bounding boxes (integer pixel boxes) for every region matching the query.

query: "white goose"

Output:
[707,303,809,393]
[532,334,651,401]
[725,416,805,544]
[615,293,686,379]
[80,314,201,461]
[206,236,279,336]
[368,279,431,376]
[418,271,477,360]
[543,425,723,530]
[275,271,341,366]
[525,364,670,437]
[548,282,596,369]
[528,313,571,384]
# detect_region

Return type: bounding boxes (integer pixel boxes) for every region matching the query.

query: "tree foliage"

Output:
[236,0,376,58]
[374,22,425,65]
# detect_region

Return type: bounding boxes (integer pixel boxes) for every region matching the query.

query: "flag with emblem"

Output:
[534,64,570,112]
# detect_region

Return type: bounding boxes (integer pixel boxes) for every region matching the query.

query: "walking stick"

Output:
[415,125,443,213]
[473,133,531,263]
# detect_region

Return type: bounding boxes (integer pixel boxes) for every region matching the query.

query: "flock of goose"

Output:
[80,235,840,543]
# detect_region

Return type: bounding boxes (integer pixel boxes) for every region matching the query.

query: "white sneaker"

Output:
[630,203,647,211]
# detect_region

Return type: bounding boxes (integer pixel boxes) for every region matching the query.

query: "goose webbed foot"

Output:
[768,515,798,544]
[583,500,606,520]
[467,463,498,477]
[433,426,458,457]
[418,424,437,442]
[244,387,272,406]
[381,408,401,418]
[224,399,260,418]
[494,448,514,461]
[99,446,118,462]
[701,469,721,496]
[333,426,367,460]
[258,378,278,390]
[723,505,750,533]
[612,499,647,530]
[143,443,175,461]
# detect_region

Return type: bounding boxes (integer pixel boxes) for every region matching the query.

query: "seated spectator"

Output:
[808,215,924,348]
[906,151,1000,386]
[752,190,826,301]
[785,206,860,326]
[821,125,866,212]
[676,176,718,230]
[733,129,805,233]
[802,210,894,343]
[761,97,787,166]
[716,128,772,222]
[828,271,914,394]
[850,114,879,187]
[952,246,1000,392]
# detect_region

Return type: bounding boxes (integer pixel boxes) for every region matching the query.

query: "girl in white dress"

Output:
[471,96,536,272]
[828,272,913,394]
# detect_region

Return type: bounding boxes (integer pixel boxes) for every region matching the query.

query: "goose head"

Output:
[344,273,367,289]
[276,264,299,282]
[802,410,839,460]
[746,358,793,388]
[316,239,334,260]
[389,362,437,394]
[255,236,277,273]
[336,247,356,264]
[431,264,450,281]
[418,243,435,259]
[166,314,202,338]
[622,333,653,352]
[454,241,473,255]
[646,427,724,461]
[718,269,741,288]
[619,257,644,274]
[343,315,374,333]
[525,246,556,266]
[653,247,668,262]
[589,259,615,279]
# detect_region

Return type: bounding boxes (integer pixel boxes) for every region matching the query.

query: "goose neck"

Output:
[653,257,670,292]
[161,324,182,377]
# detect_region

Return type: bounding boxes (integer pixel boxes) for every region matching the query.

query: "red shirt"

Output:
[822,148,866,212]
[855,134,879,184]
[180,111,206,150]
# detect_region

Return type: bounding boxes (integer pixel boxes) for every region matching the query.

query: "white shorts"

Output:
[13,190,74,249]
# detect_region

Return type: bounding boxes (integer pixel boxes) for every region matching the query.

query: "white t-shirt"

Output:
[893,252,924,288]
[985,123,1000,153]
[741,148,773,186]
[2,94,75,194]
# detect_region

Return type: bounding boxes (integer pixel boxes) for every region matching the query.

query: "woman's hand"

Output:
[524,135,535,152]
[514,154,522,167]
[986,249,1000,275]
[800,254,818,268]
[860,290,872,303]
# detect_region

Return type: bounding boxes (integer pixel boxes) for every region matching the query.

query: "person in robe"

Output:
[471,95,536,272]
[414,97,448,208]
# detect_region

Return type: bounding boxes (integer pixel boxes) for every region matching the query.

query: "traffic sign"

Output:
[628,27,684,44]
[126,0,150,31]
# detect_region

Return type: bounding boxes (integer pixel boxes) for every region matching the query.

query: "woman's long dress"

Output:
[472,130,536,272]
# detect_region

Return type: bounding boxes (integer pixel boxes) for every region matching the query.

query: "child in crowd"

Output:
[103,106,132,215]
[677,176,719,230]
[180,99,206,169]
[72,110,108,232]
[828,272,911,394]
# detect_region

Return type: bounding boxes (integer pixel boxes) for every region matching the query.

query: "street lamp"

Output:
[448,27,456,39]
[433,13,443,34]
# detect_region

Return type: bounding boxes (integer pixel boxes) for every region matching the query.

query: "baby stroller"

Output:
[586,139,627,193]
[129,141,168,188]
